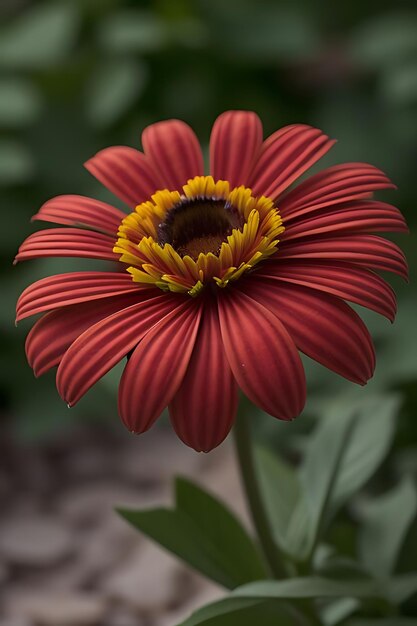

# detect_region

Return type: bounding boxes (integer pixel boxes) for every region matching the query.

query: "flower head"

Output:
[16,111,408,451]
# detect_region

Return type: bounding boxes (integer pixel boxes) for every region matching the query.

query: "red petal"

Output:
[169,299,238,452]
[278,234,408,280]
[118,298,202,434]
[57,293,184,406]
[283,201,408,240]
[16,272,146,322]
[279,163,395,218]
[259,260,397,322]
[14,228,117,264]
[142,120,204,192]
[32,195,125,236]
[26,293,142,376]
[217,289,306,420]
[243,279,375,384]
[209,110,263,187]
[85,146,162,208]
[249,125,336,200]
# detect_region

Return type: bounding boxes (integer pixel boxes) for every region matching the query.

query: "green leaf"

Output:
[233,576,383,600]
[254,445,302,551]
[0,140,34,185]
[359,477,417,576]
[385,572,417,605]
[85,58,148,128]
[98,10,167,54]
[0,78,42,126]
[321,598,360,626]
[382,61,417,105]
[291,393,399,561]
[0,3,79,69]
[118,477,267,590]
[349,13,417,70]
[329,395,400,514]
[177,598,295,626]
[316,555,374,581]
[346,617,417,626]
[175,478,267,581]
[285,412,352,559]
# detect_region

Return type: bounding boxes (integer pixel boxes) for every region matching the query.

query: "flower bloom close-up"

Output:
[15,111,408,451]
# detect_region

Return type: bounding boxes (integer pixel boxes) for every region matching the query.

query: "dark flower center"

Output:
[157,197,244,259]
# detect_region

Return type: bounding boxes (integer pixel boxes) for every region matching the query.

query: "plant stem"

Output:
[233,410,287,579]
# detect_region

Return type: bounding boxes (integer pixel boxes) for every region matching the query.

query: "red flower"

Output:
[16,111,408,451]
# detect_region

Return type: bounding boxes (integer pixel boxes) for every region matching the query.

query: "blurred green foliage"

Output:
[1,0,417,620]
[0,0,416,446]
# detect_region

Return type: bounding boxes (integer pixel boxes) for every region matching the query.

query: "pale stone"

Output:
[63,448,117,480]
[0,558,8,584]
[100,542,184,612]
[58,481,165,526]
[0,516,73,566]
[0,618,32,626]
[76,515,137,578]
[119,428,203,484]
[102,608,140,626]
[5,590,107,626]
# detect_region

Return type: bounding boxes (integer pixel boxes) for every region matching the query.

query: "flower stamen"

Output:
[113,175,284,296]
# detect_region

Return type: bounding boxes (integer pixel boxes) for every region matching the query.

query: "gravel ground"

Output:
[0,423,249,626]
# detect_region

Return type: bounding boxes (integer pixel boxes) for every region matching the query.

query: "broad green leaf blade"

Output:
[233,576,383,600]
[175,478,267,583]
[316,555,373,581]
[321,598,360,626]
[119,508,237,589]
[359,477,417,576]
[98,10,168,54]
[177,598,295,626]
[0,78,42,126]
[286,415,352,559]
[0,3,79,69]
[85,59,148,128]
[385,573,417,605]
[118,478,267,590]
[254,445,303,551]
[329,394,400,515]
[346,617,417,626]
[0,140,34,185]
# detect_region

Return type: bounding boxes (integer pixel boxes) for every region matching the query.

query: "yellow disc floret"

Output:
[113,176,284,296]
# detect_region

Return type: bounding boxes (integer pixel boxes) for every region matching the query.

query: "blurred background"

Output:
[0,0,416,624]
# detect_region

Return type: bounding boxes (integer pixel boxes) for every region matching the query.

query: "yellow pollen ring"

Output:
[113,175,284,296]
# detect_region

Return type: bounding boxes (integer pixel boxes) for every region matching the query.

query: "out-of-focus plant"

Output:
[120,394,417,625]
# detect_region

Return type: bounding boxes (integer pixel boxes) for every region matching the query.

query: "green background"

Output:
[0,0,416,444]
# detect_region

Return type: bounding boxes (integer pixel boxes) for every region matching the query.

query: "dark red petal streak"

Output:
[15,228,117,263]
[119,299,202,434]
[85,146,162,208]
[278,234,408,280]
[16,272,147,322]
[282,201,408,240]
[217,289,306,420]
[26,293,142,376]
[279,163,395,218]
[57,293,184,406]
[142,120,204,192]
[210,110,263,188]
[169,299,238,452]
[243,279,375,384]
[260,261,397,321]
[249,125,336,200]
[32,195,125,236]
